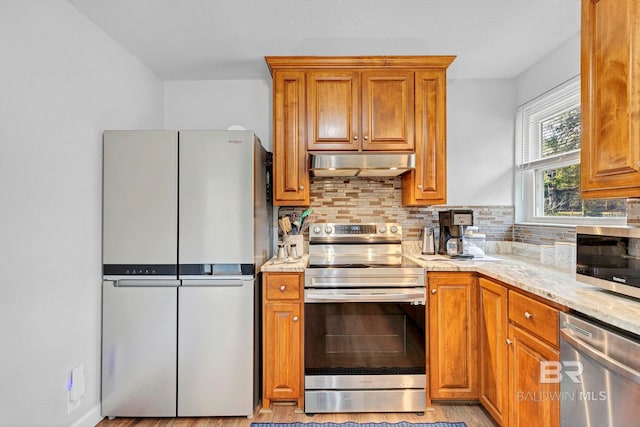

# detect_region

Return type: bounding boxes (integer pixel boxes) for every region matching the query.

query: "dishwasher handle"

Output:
[561,329,640,385]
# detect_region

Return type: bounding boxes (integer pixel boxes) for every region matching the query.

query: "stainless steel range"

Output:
[304,223,426,413]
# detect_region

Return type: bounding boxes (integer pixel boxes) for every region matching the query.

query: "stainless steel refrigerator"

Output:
[101,130,271,417]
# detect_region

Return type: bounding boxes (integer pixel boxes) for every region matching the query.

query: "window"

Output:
[515,76,626,224]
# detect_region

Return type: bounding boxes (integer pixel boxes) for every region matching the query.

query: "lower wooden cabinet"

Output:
[262,272,303,409]
[478,277,561,427]
[428,272,478,399]
[507,324,560,427]
[478,277,508,426]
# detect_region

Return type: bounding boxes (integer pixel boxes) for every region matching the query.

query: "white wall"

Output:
[516,32,580,106]
[446,79,516,205]
[0,2,164,426]
[164,80,272,150]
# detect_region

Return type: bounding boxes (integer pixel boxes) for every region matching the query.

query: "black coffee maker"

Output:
[438,209,474,258]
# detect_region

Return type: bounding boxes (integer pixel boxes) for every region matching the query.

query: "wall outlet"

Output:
[67,364,85,414]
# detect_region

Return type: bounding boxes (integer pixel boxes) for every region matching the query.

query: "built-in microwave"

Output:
[576,225,640,299]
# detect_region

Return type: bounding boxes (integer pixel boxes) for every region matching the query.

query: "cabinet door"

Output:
[307,71,360,150]
[273,70,309,206]
[508,324,560,427]
[478,278,508,426]
[428,273,478,399]
[361,71,414,151]
[402,70,447,205]
[581,0,640,199]
[263,302,302,405]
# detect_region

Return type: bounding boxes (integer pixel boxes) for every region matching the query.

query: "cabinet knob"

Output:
[299,185,304,190]
[353,135,359,140]
[431,288,437,294]
[280,285,286,291]
[293,316,299,322]
[363,136,368,141]
[417,185,423,190]
[506,338,512,345]
[524,311,533,319]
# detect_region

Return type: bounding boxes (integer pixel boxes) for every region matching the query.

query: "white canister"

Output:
[285,234,305,256]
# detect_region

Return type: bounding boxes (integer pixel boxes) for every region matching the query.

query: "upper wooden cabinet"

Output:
[266,56,455,206]
[581,0,640,199]
[307,70,414,151]
[402,70,448,205]
[271,70,310,206]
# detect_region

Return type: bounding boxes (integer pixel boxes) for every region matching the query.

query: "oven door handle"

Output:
[560,329,640,385]
[304,289,426,303]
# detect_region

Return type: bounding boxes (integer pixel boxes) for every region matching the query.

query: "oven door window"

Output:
[304,302,426,375]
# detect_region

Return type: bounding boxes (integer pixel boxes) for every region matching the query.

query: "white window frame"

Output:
[515,75,626,226]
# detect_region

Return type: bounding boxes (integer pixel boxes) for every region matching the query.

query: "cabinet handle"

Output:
[353,135,359,141]
[299,185,304,190]
[431,288,437,294]
[280,285,286,291]
[417,185,423,190]
[506,338,512,345]
[363,136,368,141]
[524,311,533,319]
[293,316,299,322]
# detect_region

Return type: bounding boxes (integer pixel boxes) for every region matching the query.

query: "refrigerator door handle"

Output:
[181,279,245,287]
[113,279,181,287]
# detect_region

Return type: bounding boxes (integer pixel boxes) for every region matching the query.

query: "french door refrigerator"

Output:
[101,130,270,418]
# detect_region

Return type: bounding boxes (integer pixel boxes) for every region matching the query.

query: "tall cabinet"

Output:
[581,0,640,199]
[266,56,455,206]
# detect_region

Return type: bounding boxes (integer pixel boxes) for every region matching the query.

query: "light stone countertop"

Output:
[261,254,309,273]
[405,252,640,337]
[261,251,640,336]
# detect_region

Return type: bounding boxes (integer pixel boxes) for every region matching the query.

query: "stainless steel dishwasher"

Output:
[560,312,640,427]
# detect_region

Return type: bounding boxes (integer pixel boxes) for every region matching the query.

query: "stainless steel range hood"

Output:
[309,152,416,177]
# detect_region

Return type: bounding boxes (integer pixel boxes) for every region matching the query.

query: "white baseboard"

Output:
[70,404,103,427]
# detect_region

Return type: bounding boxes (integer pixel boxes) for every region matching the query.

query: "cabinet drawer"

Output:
[508,291,559,346]
[265,273,301,300]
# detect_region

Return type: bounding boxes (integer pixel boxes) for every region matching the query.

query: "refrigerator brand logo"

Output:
[228,139,243,144]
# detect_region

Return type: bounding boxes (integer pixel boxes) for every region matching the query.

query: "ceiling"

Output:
[67,0,581,81]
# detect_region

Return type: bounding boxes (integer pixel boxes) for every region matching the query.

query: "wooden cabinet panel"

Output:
[508,291,559,346]
[265,273,302,300]
[264,302,302,402]
[581,0,640,198]
[401,70,447,205]
[307,71,360,150]
[272,70,309,206]
[508,324,560,427]
[478,277,508,427]
[262,272,303,409]
[428,273,478,399]
[361,71,414,151]
[307,70,414,151]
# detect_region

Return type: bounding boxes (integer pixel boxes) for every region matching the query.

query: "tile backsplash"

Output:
[276,177,640,248]
[278,177,513,241]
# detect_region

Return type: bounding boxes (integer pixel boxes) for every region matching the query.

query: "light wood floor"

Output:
[97,402,498,427]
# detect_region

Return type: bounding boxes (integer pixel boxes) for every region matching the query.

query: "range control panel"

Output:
[309,223,402,243]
